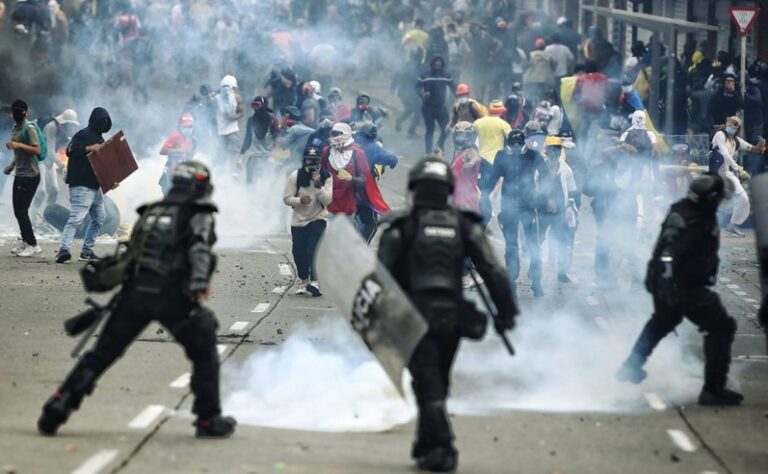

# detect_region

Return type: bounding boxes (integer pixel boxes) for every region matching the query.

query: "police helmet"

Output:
[408,156,454,191]
[172,161,213,197]
[687,173,728,207]
[507,129,525,147]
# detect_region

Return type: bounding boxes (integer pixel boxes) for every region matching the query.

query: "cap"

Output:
[488,99,506,115]
[55,108,80,125]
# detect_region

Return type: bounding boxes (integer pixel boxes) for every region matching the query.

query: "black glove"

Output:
[494,315,515,333]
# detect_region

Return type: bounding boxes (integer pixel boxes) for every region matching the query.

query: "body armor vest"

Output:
[131,204,189,278]
[405,208,465,294]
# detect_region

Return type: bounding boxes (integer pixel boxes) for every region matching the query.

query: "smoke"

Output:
[222,291,706,432]
[222,316,415,432]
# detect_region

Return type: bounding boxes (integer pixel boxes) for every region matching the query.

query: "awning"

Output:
[582,5,720,34]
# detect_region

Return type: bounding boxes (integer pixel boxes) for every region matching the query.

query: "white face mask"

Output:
[180,127,194,137]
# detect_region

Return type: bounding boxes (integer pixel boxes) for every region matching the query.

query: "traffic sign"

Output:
[729,6,760,37]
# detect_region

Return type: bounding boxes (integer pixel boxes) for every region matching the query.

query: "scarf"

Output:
[328,139,355,170]
[627,110,646,131]
[296,166,330,190]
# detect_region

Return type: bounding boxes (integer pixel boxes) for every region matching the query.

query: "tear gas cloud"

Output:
[222,293,708,433]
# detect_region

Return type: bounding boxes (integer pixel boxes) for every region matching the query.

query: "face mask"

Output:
[180,128,194,137]
[458,97,469,105]
[725,126,736,136]
[622,86,632,94]
[358,103,369,111]
[12,110,25,123]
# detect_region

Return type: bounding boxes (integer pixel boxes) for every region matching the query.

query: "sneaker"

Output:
[17,245,42,257]
[616,361,647,384]
[724,224,745,237]
[557,273,573,283]
[10,241,27,255]
[307,282,322,297]
[417,446,458,473]
[294,287,310,296]
[54,248,71,264]
[195,415,237,438]
[698,387,744,406]
[38,392,75,436]
[78,250,101,262]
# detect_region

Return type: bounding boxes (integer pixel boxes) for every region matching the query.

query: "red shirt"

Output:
[321,144,390,216]
[450,150,480,210]
[160,131,195,156]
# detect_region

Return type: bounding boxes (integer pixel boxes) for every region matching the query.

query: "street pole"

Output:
[740,34,747,139]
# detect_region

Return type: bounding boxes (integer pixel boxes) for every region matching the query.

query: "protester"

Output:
[159,113,197,195]
[418,55,455,153]
[284,146,332,297]
[4,99,43,257]
[277,106,314,171]
[55,107,111,264]
[523,38,556,107]
[449,121,481,210]
[474,100,511,226]
[216,74,244,170]
[40,109,79,206]
[240,96,279,183]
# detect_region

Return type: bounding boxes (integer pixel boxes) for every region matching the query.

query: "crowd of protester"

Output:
[2,0,767,299]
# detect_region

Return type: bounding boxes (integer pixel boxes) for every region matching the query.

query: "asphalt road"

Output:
[1,94,767,474]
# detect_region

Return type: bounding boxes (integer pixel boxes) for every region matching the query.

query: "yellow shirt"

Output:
[403,29,429,59]
[474,116,511,164]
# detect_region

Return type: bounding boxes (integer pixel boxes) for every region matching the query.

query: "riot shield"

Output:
[315,216,428,395]
[749,173,768,351]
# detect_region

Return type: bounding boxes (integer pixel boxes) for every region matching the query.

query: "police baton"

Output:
[468,268,515,356]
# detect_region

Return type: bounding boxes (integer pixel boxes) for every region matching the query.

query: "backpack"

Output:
[21,121,48,162]
[708,137,739,173]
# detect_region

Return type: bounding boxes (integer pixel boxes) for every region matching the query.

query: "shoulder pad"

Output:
[458,207,483,223]
[135,201,163,215]
[379,209,411,227]
[189,198,218,213]
[665,212,686,229]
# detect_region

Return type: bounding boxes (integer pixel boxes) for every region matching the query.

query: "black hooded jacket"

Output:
[417,55,455,108]
[66,107,112,189]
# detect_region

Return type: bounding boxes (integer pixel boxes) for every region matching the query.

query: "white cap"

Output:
[309,80,321,95]
[55,109,80,125]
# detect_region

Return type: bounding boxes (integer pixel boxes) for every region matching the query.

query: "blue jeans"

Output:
[60,186,106,253]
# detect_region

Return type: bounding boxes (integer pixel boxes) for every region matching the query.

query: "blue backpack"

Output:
[21,121,48,163]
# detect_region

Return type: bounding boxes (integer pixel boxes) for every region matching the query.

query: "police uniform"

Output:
[378,157,518,472]
[38,161,237,437]
[618,174,743,406]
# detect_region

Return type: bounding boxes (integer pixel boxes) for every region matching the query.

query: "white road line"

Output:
[719,277,731,283]
[726,284,740,289]
[734,355,768,361]
[753,304,761,310]
[644,392,667,411]
[700,471,719,474]
[594,316,608,330]
[170,373,190,388]
[217,344,227,356]
[744,298,758,303]
[71,449,119,474]
[292,306,336,311]
[272,286,287,294]
[585,295,600,306]
[667,429,697,452]
[128,405,166,429]
[251,302,270,313]
[279,263,292,276]
[229,321,249,332]
[734,291,748,296]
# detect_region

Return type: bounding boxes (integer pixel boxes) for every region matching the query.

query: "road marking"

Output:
[726,284,740,289]
[128,405,165,429]
[217,344,227,356]
[700,471,719,474]
[585,295,600,306]
[229,321,249,331]
[734,355,768,361]
[744,298,758,303]
[292,306,336,311]
[279,263,292,276]
[734,290,748,296]
[251,302,270,313]
[719,277,731,283]
[753,304,761,310]
[272,286,287,294]
[170,373,190,388]
[644,392,667,411]
[594,316,608,330]
[667,429,697,452]
[72,449,120,474]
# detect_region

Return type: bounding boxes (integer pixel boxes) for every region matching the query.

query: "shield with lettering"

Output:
[315,217,428,395]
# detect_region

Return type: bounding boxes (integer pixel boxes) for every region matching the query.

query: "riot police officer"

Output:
[378,156,518,472]
[617,174,743,406]
[38,161,237,437]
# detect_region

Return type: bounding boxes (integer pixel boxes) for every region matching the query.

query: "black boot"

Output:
[38,391,76,436]
[195,415,237,438]
[698,387,744,406]
[417,446,458,473]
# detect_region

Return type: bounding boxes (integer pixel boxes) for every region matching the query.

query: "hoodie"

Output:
[417,55,455,108]
[66,107,112,189]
